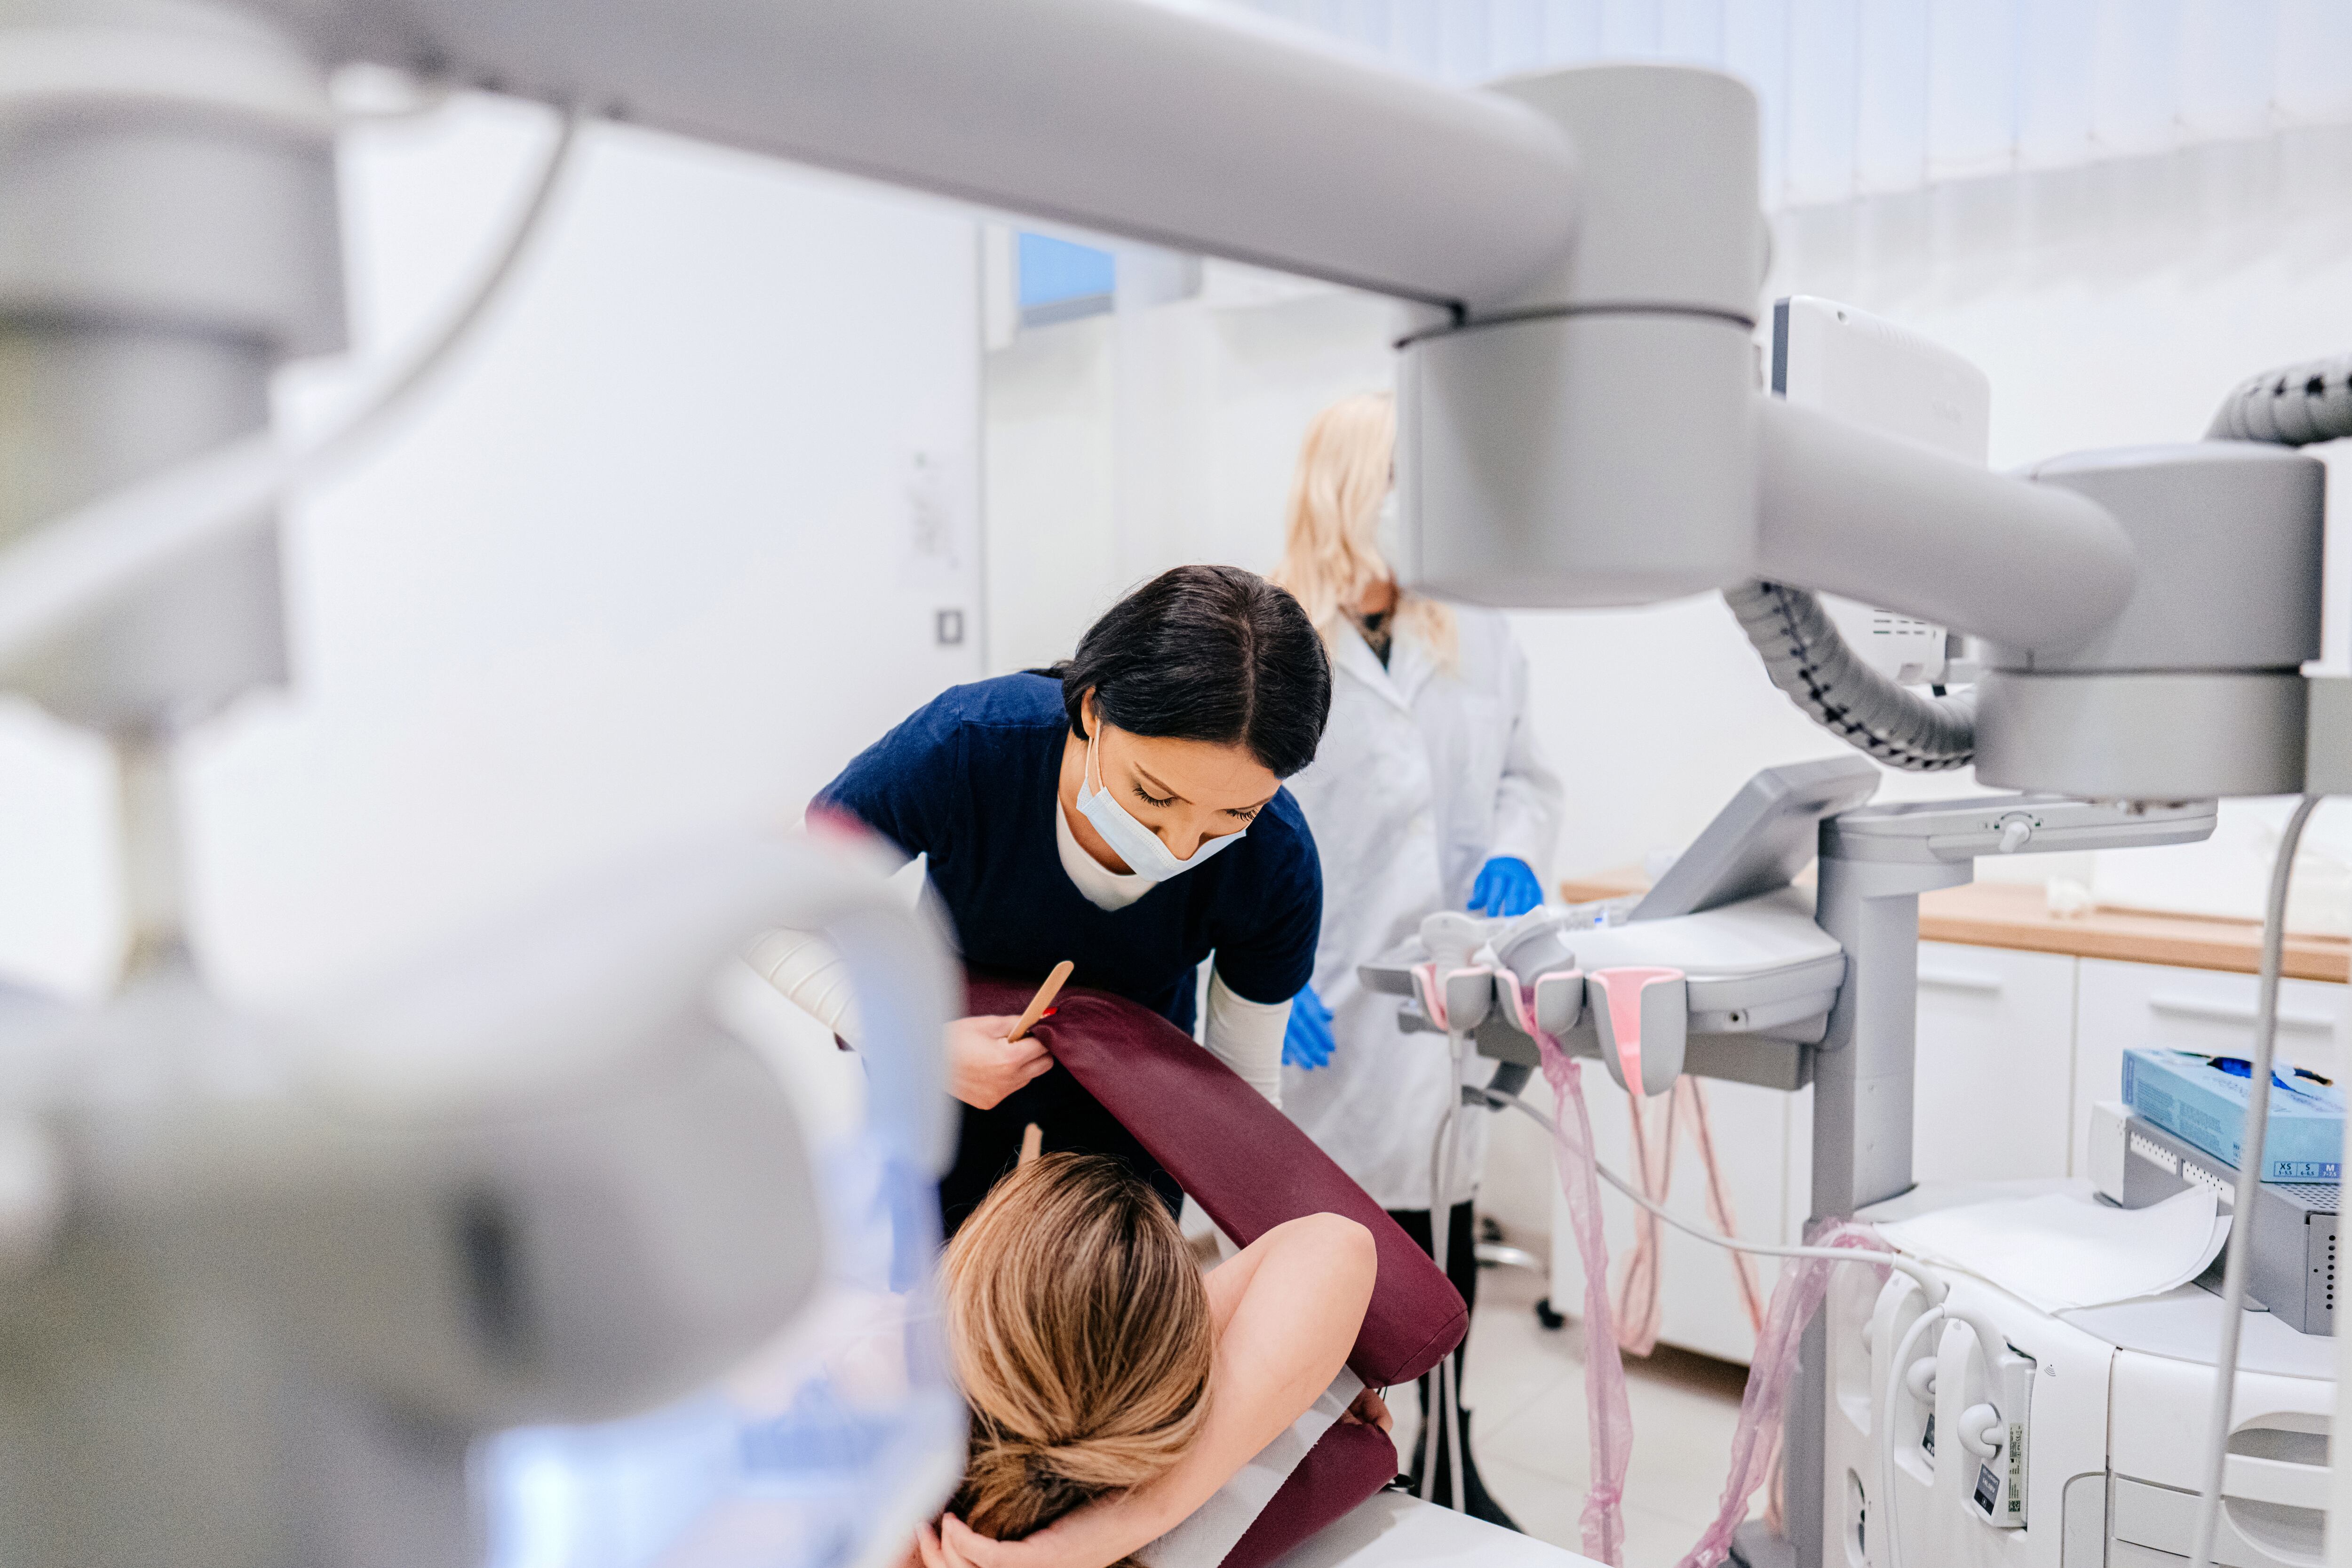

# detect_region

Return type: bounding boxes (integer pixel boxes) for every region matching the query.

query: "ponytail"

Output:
[943,1154,1216,1560]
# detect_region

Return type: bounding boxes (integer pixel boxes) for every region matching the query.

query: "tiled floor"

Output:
[1385,1258,1760,1567]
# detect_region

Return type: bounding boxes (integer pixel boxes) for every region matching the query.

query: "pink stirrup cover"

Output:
[1589,964,1681,1096]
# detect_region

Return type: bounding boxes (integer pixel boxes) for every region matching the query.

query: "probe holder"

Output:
[1531,970,1586,1035]
[1588,967,1687,1097]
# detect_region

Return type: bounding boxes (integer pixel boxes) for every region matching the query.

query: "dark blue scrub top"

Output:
[813,673,1321,1032]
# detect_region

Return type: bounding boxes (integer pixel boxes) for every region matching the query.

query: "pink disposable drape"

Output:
[1501,981,1633,1567]
[1672,1220,1890,1568]
[1504,978,1887,1568]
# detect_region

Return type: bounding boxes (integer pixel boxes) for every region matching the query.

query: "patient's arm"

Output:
[920,1212,1378,1568]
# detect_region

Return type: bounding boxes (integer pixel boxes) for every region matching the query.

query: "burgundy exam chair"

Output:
[964,974,1470,1568]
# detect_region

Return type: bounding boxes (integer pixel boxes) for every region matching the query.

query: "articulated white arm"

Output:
[1754,397,2135,652]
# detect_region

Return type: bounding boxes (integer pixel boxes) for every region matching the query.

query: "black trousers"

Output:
[1388,1199,1515,1523]
[1383,1200,1479,1410]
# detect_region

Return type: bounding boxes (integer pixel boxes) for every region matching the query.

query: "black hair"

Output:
[1041,565,1332,779]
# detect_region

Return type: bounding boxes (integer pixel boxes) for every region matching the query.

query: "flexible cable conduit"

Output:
[1722,580,1977,771]
[2209,352,2352,445]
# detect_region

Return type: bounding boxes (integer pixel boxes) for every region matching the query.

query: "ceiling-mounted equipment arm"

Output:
[254,0,1582,311]
[0,0,1585,730]
[6,4,2319,807]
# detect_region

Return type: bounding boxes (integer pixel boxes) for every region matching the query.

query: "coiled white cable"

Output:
[2208,354,2352,444]
[0,101,581,671]
[1877,1305,1946,1568]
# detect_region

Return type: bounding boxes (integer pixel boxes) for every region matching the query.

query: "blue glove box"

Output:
[2122,1046,2342,1183]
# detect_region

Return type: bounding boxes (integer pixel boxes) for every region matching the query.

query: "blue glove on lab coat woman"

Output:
[1468,855,1545,917]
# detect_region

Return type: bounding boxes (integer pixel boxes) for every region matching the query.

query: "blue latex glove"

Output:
[1468,855,1544,917]
[1283,984,1335,1070]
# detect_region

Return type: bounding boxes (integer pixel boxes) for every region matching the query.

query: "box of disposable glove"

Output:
[2121,1047,2342,1183]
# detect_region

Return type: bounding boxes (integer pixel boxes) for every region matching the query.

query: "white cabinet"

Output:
[1913,942,2078,1182]
[2072,958,2348,1175]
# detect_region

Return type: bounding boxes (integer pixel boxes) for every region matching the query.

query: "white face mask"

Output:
[1374,487,1405,577]
[1075,726,1247,883]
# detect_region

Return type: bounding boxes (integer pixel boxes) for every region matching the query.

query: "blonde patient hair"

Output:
[943,1153,1215,1560]
[1268,390,1456,666]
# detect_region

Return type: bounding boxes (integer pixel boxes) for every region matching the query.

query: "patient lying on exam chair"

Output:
[908,1152,1386,1568]
[751,953,1474,1568]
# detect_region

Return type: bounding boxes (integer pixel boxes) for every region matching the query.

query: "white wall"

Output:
[982,314,1120,675]
[986,278,1414,669]
[0,96,983,1000]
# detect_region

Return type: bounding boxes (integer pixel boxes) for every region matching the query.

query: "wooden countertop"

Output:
[1558,870,2351,984]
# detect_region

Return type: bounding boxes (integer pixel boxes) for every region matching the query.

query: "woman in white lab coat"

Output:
[1269,391,1563,1528]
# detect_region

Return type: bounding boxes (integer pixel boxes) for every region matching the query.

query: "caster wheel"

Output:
[1534,1297,1566,1331]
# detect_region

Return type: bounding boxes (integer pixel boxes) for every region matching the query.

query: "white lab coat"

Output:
[1280,607,1564,1210]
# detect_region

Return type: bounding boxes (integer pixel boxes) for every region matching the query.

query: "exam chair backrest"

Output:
[964,973,1468,1390]
[965,973,1466,1568]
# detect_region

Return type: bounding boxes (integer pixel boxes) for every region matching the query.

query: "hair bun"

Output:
[1024,1430,1169,1491]
[970,1432,1087,1486]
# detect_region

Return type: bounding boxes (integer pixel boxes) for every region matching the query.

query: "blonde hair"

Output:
[1268,390,1456,665]
[943,1153,1215,1560]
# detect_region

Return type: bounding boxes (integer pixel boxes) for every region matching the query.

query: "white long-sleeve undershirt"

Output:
[1199,969,1288,1109]
[746,925,865,1038]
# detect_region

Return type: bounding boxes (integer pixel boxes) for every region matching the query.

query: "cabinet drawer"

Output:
[2074,958,2347,1174]
[1915,942,2077,1182]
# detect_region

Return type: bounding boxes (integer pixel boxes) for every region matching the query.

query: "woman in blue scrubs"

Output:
[815,565,1332,1232]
